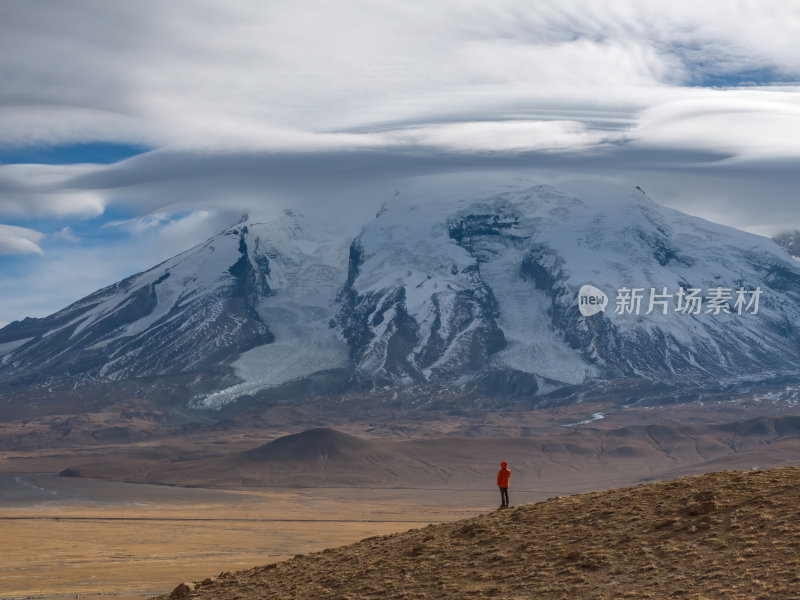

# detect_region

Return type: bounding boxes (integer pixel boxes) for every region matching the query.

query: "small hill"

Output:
[232,427,443,487]
[154,466,800,600]
[243,428,382,461]
[61,416,800,490]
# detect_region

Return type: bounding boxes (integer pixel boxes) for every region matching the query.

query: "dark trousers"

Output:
[499,486,509,507]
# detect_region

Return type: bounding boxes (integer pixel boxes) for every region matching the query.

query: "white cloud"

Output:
[52,226,80,243]
[1,0,800,322]
[1,0,798,154]
[382,120,621,153]
[105,209,230,253]
[156,210,217,242]
[631,90,800,158]
[0,224,45,255]
[104,212,173,234]
[0,163,106,219]
[0,106,156,149]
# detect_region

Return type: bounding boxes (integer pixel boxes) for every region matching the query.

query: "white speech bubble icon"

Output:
[577,284,608,317]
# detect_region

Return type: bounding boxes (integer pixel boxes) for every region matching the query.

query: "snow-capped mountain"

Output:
[2,181,800,407]
[339,183,800,396]
[773,230,800,260]
[0,211,349,394]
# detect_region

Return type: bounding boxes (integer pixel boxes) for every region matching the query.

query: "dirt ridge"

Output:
[152,466,800,599]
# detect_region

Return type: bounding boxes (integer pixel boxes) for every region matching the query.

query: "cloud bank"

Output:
[0,225,45,255]
[0,0,799,321]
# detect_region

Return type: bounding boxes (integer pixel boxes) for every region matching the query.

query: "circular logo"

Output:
[577,284,608,317]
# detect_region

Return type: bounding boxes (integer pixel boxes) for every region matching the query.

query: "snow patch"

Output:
[565,412,606,426]
[0,337,33,356]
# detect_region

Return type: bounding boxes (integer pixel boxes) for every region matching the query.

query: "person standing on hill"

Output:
[497,461,511,508]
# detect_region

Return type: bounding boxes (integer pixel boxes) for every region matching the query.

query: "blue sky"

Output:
[0,142,149,166]
[1,0,799,325]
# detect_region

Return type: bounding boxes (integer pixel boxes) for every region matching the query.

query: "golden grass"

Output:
[0,487,483,600]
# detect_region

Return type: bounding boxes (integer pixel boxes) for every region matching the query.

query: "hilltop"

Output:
[154,466,800,600]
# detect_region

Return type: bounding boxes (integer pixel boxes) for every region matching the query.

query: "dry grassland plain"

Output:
[0,475,495,600]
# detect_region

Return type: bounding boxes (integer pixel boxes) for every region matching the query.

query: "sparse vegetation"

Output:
[155,467,800,600]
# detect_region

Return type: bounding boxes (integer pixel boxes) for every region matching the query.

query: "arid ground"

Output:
[0,475,489,600]
[153,467,800,600]
[2,389,800,599]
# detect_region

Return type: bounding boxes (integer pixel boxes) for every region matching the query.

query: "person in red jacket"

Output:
[497,461,511,508]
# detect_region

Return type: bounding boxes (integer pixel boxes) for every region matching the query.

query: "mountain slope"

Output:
[2,181,800,406]
[340,183,800,392]
[154,466,800,600]
[773,229,800,259]
[0,211,348,394]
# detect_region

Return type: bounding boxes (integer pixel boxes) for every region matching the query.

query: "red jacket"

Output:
[497,463,510,488]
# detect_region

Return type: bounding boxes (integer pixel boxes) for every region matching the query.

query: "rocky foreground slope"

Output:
[155,466,800,600]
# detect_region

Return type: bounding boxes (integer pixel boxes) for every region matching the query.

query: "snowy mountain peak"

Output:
[2,181,800,407]
[339,184,800,394]
[0,211,345,390]
[773,230,800,260]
